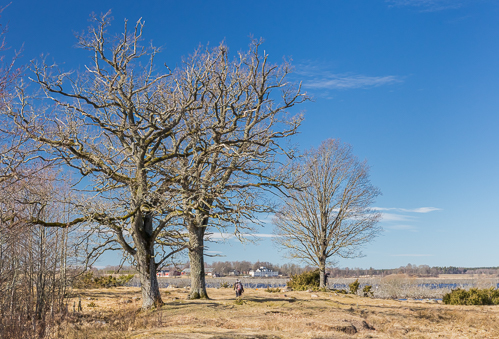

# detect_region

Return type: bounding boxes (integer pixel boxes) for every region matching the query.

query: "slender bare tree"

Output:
[0,166,75,338]
[6,13,192,309]
[273,139,382,288]
[0,9,76,335]
[167,41,306,299]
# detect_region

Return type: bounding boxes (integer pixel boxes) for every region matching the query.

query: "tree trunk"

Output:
[188,225,208,299]
[319,262,327,288]
[134,213,163,309]
[138,259,162,309]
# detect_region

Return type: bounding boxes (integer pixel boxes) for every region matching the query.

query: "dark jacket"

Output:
[234,282,244,292]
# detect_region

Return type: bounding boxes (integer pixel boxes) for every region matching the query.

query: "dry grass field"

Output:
[52,286,499,339]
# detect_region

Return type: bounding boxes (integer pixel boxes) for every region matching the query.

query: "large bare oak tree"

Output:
[6,14,191,309]
[169,41,306,299]
[273,139,382,288]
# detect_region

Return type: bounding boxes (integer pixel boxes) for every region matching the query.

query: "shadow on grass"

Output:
[239,296,296,303]
[162,301,226,310]
[209,335,283,339]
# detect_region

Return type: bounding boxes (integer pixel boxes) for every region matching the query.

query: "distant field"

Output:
[54,286,499,338]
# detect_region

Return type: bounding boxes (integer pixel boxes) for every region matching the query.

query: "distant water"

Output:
[330,283,499,290]
[125,280,287,289]
[398,298,442,301]
[126,280,499,290]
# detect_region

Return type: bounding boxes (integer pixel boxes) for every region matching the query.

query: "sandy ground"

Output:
[55,286,499,339]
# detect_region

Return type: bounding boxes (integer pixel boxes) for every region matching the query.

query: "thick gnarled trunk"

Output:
[188,226,208,299]
[138,257,162,309]
[134,212,163,309]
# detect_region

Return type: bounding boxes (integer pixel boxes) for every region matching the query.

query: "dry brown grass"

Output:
[48,287,499,338]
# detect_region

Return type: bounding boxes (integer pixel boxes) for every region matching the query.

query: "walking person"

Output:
[234,279,244,298]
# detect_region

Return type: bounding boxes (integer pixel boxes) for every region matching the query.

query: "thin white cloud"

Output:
[386,0,462,12]
[205,250,223,254]
[373,207,441,213]
[392,254,434,257]
[246,233,277,238]
[295,62,402,92]
[385,224,417,230]
[206,233,234,240]
[304,74,400,90]
[381,213,412,222]
[408,207,441,213]
[206,233,277,240]
[206,233,233,240]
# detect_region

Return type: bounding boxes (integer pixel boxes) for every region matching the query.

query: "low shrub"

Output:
[349,279,360,295]
[219,281,231,288]
[287,269,320,291]
[234,298,246,305]
[363,285,374,297]
[73,272,135,289]
[265,287,281,293]
[443,288,499,305]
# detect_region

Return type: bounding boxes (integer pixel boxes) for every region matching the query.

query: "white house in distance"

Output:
[249,266,278,277]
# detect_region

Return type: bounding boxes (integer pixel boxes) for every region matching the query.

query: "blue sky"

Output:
[5,0,499,269]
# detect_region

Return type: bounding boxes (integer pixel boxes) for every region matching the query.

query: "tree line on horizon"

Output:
[94,262,499,278]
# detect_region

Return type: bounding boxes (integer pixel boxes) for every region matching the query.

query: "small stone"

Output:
[128,327,134,332]
[306,289,312,293]
[362,320,375,330]
[311,294,319,298]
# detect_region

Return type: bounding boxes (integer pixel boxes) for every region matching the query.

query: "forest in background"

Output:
[95,262,499,278]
